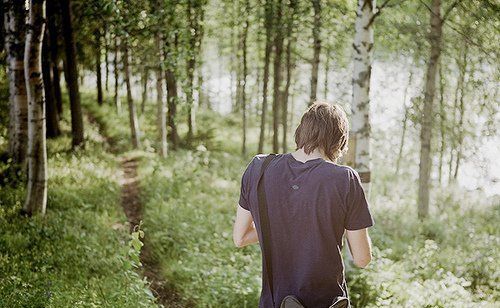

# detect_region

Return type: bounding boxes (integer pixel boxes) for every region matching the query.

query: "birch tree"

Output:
[153,0,167,157]
[349,0,376,194]
[24,0,47,215]
[4,0,28,165]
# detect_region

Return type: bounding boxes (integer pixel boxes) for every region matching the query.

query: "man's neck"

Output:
[291,148,325,163]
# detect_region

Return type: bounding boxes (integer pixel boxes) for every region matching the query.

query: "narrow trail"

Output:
[119,156,187,308]
[84,111,187,307]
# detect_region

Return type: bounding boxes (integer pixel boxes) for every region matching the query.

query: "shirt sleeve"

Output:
[345,168,374,230]
[238,157,255,211]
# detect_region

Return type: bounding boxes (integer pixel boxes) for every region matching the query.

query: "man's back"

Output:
[238,153,373,308]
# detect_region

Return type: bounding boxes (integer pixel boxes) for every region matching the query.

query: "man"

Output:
[233,102,374,308]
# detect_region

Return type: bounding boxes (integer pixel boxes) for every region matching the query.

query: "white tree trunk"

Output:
[4,0,28,165]
[350,0,375,194]
[24,0,47,215]
[418,0,442,219]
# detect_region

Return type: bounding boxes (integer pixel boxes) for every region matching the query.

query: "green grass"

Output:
[131,107,499,307]
[1,88,498,307]
[0,96,156,307]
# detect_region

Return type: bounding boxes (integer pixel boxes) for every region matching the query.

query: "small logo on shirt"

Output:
[292,185,299,190]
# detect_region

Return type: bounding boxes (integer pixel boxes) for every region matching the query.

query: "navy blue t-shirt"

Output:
[238,153,374,308]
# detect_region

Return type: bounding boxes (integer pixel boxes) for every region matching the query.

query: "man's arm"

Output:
[232,205,259,247]
[346,228,372,268]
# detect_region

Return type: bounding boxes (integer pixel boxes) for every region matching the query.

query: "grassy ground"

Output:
[1,89,498,307]
[129,95,499,307]
[0,94,156,307]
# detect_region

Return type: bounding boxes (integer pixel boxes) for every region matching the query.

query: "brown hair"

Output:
[294,101,349,162]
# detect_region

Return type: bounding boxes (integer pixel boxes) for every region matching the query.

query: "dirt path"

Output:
[120,156,187,307]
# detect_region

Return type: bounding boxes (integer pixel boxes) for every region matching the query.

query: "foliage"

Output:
[0,99,155,308]
[134,111,499,307]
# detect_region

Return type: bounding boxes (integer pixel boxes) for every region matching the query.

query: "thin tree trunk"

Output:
[24,0,47,215]
[197,68,204,109]
[122,39,140,149]
[46,0,63,115]
[95,29,103,105]
[155,31,167,157]
[349,0,375,194]
[454,45,468,180]
[272,0,284,153]
[448,57,461,184]
[438,63,446,183]
[418,0,442,219]
[0,3,4,58]
[241,0,250,156]
[309,0,321,105]
[186,1,201,141]
[113,32,121,113]
[323,49,329,99]
[281,0,297,153]
[4,0,28,165]
[42,28,60,138]
[165,69,179,149]
[396,69,413,175]
[60,0,84,148]
[104,26,109,91]
[258,0,273,153]
[141,66,148,113]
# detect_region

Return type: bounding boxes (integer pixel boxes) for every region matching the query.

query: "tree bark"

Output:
[349,0,375,194]
[185,0,202,141]
[281,0,297,153]
[42,28,60,138]
[309,0,321,105]
[113,32,121,113]
[46,0,63,116]
[438,63,446,183]
[257,0,274,153]
[24,0,47,215]
[396,69,413,175]
[4,0,28,165]
[141,66,149,113]
[60,0,84,148]
[122,39,141,149]
[165,69,179,149]
[418,0,442,219]
[0,3,4,57]
[95,29,103,105]
[323,48,329,99]
[272,0,284,153]
[104,26,109,91]
[453,45,468,180]
[156,31,167,157]
[240,0,250,156]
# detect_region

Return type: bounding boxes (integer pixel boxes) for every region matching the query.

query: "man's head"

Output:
[294,101,349,162]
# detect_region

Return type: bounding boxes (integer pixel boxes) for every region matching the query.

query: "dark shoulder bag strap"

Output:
[257,153,277,307]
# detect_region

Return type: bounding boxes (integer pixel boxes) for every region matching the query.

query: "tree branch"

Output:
[442,0,459,21]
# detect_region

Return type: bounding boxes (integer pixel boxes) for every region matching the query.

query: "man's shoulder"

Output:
[321,160,356,181]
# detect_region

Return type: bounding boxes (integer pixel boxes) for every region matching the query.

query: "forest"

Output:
[0,0,498,307]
